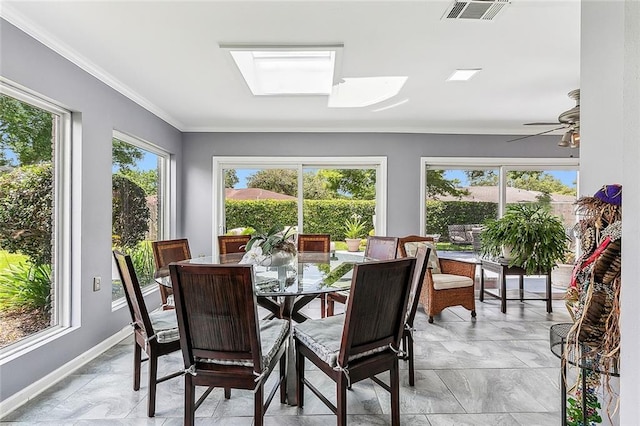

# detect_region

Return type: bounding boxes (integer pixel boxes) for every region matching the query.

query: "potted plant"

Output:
[480,203,568,275]
[243,224,297,266]
[343,214,367,252]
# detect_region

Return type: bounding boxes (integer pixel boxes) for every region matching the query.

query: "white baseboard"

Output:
[0,326,132,418]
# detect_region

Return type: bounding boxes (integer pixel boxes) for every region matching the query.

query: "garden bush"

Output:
[0,262,52,312]
[112,174,150,249]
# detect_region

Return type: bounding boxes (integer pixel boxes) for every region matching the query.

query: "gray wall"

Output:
[182,132,577,257]
[0,19,182,401]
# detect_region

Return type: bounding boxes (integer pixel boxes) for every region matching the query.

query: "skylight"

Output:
[447,68,482,81]
[221,44,343,96]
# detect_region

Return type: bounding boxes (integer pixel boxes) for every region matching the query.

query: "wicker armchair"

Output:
[399,235,476,323]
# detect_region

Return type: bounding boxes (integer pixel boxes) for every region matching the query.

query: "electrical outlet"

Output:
[93,276,101,292]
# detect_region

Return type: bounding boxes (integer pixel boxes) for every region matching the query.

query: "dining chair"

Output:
[326,236,399,316]
[397,242,430,386]
[112,251,182,417]
[297,233,331,317]
[169,263,290,426]
[151,238,191,310]
[400,235,476,323]
[294,257,416,426]
[218,234,251,255]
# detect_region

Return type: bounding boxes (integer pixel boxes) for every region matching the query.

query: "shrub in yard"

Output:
[0,163,53,266]
[0,262,52,313]
[112,174,150,250]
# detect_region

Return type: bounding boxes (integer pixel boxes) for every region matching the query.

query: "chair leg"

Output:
[428,316,434,323]
[327,298,335,317]
[147,348,158,417]
[185,375,195,426]
[224,388,231,399]
[320,294,326,318]
[337,375,348,426]
[408,333,415,387]
[471,310,477,318]
[254,383,264,426]
[279,351,287,404]
[296,347,305,408]
[391,360,400,426]
[133,342,141,391]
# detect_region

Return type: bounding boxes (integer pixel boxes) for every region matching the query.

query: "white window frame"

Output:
[111,130,172,309]
[0,79,72,360]
[212,156,387,258]
[420,157,580,234]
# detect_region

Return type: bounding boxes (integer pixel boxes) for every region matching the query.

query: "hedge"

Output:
[426,200,497,239]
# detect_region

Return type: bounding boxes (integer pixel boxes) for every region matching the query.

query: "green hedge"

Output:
[426,200,498,238]
[225,199,375,240]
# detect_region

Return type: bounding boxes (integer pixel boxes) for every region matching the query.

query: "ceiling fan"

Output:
[508,89,580,148]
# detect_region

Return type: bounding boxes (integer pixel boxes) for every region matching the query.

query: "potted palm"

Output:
[343,214,367,252]
[480,203,568,275]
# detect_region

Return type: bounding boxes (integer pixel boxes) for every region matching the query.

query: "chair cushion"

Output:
[293,315,389,367]
[404,241,441,274]
[199,318,290,368]
[149,309,180,343]
[431,273,474,290]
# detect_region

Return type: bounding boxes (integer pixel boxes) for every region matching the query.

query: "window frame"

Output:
[420,157,580,234]
[212,156,387,258]
[0,79,72,359]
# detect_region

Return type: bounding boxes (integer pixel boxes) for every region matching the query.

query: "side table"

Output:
[479,259,552,313]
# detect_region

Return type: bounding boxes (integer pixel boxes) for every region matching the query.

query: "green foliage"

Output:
[0,163,53,265]
[426,200,497,237]
[426,169,469,198]
[112,175,150,249]
[320,169,376,200]
[343,214,367,239]
[480,203,568,275]
[0,94,53,167]
[246,224,296,255]
[225,199,375,240]
[465,170,576,196]
[0,261,52,312]
[224,169,239,188]
[116,169,158,196]
[112,139,144,172]
[246,169,332,199]
[567,395,602,426]
[128,240,155,285]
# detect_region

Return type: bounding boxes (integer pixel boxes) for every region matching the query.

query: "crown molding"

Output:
[1,6,185,131]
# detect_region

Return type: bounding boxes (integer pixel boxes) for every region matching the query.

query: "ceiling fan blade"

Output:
[506,126,567,143]
[524,122,562,126]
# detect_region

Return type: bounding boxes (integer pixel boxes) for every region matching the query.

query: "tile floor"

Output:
[1,295,572,425]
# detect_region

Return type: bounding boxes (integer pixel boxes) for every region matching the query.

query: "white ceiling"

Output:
[1,1,581,135]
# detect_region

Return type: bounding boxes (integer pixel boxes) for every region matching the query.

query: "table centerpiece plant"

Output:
[343,214,367,252]
[480,203,568,275]
[242,224,297,266]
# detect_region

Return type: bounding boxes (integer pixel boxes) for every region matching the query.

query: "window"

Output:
[214,157,386,256]
[111,131,169,303]
[0,82,71,352]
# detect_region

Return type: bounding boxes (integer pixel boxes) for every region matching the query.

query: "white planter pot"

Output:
[345,238,362,252]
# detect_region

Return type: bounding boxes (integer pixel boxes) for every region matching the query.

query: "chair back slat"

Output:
[169,264,263,369]
[152,239,191,272]
[113,251,154,337]
[405,245,430,325]
[339,258,415,364]
[297,234,331,253]
[218,235,251,255]
[364,236,399,260]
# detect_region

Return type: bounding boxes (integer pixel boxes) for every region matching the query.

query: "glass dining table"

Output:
[155,251,364,323]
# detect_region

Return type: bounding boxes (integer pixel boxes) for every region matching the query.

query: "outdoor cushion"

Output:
[149,309,180,343]
[404,241,441,274]
[431,274,474,290]
[294,315,389,367]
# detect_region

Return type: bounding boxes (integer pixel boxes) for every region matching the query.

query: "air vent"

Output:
[443,0,510,21]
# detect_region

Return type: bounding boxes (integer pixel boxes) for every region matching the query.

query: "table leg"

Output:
[546,272,553,313]
[519,275,524,302]
[280,296,298,406]
[500,269,507,313]
[479,267,485,302]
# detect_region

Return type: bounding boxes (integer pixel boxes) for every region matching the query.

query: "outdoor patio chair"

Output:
[112,251,182,417]
[151,238,191,309]
[293,257,416,426]
[326,236,399,316]
[169,263,289,426]
[399,236,477,323]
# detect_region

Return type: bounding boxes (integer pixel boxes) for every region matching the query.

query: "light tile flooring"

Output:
[1,295,572,425]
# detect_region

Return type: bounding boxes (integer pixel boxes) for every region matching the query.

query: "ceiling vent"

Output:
[443,0,510,21]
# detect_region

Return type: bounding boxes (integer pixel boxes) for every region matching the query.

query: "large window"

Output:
[214,157,386,256]
[0,82,71,351]
[421,158,579,262]
[111,131,169,303]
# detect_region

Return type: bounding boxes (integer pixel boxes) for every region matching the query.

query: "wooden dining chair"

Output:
[326,236,399,316]
[297,234,331,317]
[112,251,182,417]
[294,257,416,426]
[169,263,290,426]
[400,235,476,323]
[218,234,251,254]
[397,243,429,386]
[151,238,191,310]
